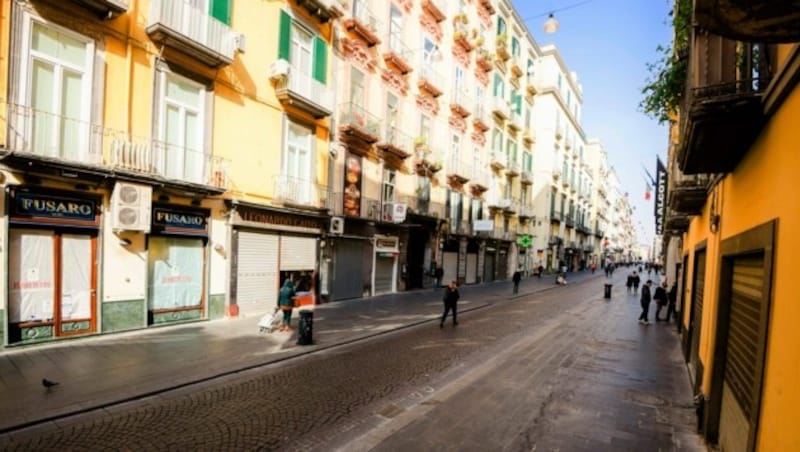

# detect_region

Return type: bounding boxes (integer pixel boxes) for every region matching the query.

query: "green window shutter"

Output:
[278,10,291,60]
[312,36,327,83]
[493,74,501,96]
[210,0,231,25]
[497,17,505,35]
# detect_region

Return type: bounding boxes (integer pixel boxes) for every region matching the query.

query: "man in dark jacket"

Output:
[512,268,522,294]
[638,280,653,325]
[440,280,460,328]
[666,281,678,322]
[653,281,668,321]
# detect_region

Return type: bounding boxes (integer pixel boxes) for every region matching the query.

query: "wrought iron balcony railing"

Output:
[274,64,334,118]
[273,175,330,209]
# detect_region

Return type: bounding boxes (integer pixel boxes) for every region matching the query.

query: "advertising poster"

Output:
[344,154,362,216]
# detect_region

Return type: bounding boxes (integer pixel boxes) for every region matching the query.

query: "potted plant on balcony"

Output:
[453,13,468,24]
[495,33,508,47]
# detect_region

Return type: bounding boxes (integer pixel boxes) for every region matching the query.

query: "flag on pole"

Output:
[645,184,652,200]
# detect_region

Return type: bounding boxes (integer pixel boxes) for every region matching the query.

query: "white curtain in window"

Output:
[285,121,313,203]
[148,237,204,310]
[163,74,204,184]
[291,22,312,87]
[8,230,55,322]
[60,234,92,320]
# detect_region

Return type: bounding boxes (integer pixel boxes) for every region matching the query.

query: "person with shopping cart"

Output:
[277,278,296,332]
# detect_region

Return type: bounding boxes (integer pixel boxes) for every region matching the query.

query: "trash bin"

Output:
[604,283,612,299]
[297,310,313,345]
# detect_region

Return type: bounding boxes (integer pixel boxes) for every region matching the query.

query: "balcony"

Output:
[678,34,770,174]
[147,0,237,68]
[492,229,515,241]
[272,175,330,210]
[522,128,535,147]
[510,57,523,78]
[376,126,413,168]
[421,0,446,22]
[562,176,570,188]
[508,109,522,132]
[296,0,345,23]
[274,64,334,118]
[520,169,533,185]
[344,0,381,47]
[473,104,490,131]
[550,208,562,224]
[492,97,510,120]
[476,48,493,72]
[453,19,473,52]
[338,102,380,148]
[693,0,800,43]
[447,156,472,184]
[595,228,604,238]
[518,204,534,220]
[329,193,381,220]
[669,170,711,215]
[71,0,128,17]
[400,194,445,219]
[418,64,444,97]
[525,79,537,97]
[470,168,490,193]
[552,166,562,180]
[414,148,444,176]
[1,102,229,190]
[555,124,564,140]
[506,160,520,177]
[665,210,691,234]
[450,88,472,118]
[565,215,575,228]
[383,33,414,74]
[489,151,507,170]
[495,36,510,61]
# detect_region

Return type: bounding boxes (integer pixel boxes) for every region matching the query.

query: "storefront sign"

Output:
[391,203,407,223]
[152,205,208,236]
[473,219,494,231]
[374,235,399,253]
[237,207,322,231]
[9,188,100,227]
[654,158,668,235]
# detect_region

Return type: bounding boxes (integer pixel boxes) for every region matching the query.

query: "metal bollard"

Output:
[296,310,313,345]
[604,283,612,299]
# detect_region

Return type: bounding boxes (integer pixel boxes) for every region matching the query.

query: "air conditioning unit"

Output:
[111,182,152,232]
[234,33,247,53]
[330,216,344,235]
[269,59,290,81]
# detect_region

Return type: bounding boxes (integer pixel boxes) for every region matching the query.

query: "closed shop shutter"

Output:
[484,253,495,282]
[689,250,706,385]
[236,231,278,313]
[332,239,364,301]
[374,255,394,295]
[443,252,458,285]
[466,253,478,284]
[719,255,765,452]
[280,235,317,271]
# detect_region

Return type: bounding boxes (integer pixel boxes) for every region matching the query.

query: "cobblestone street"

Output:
[0,274,703,451]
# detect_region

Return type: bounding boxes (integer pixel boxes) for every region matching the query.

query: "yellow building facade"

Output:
[666,4,800,449]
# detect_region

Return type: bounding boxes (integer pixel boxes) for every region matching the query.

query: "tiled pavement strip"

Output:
[0,269,695,446]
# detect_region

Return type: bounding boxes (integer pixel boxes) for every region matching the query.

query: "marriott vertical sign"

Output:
[654,158,668,235]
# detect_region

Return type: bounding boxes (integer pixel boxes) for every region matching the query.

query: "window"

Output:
[388,5,404,54]
[279,10,327,84]
[386,93,399,142]
[350,67,365,106]
[284,120,314,203]
[451,132,460,163]
[511,37,520,57]
[454,65,464,96]
[523,151,532,172]
[492,128,503,153]
[448,190,462,224]
[521,185,529,204]
[497,16,506,35]
[158,72,207,184]
[22,19,94,161]
[419,114,431,143]
[382,169,396,221]
[471,199,483,222]
[506,138,517,163]
[493,73,504,98]
[423,37,437,67]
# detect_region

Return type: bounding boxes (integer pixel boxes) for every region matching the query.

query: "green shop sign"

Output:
[517,234,533,248]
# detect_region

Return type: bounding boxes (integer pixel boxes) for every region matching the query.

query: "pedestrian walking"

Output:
[440,280,460,328]
[626,272,634,294]
[633,272,641,294]
[537,264,544,279]
[654,281,668,321]
[591,262,597,274]
[638,280,653,324]
[512,268,522,294]
[277,278,296,332]
[666,281,678,322]
[434,266,444,289]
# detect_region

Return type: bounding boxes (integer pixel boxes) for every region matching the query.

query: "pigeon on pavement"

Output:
[42,378,60,389]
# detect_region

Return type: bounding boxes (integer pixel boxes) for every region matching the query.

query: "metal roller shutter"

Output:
[374,255,394,295]
[719,255,765,451]
[443,252,458,285]
[466,253,478,284]
[690,250,706,384]
[236,231,279,312]
[280,236,317,271]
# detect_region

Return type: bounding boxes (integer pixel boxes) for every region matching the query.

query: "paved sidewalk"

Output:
[0,270,603,434]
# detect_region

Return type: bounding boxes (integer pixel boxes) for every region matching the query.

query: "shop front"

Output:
[373,235,398,295]
[6,187,100,344]
[228,203,323,316]
[147,204,209,325]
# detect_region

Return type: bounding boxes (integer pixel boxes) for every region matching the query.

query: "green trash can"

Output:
[297,310,313,345]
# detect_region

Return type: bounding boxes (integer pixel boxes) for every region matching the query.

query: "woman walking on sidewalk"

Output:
[440,280,460,328]
[277,278,296,332]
